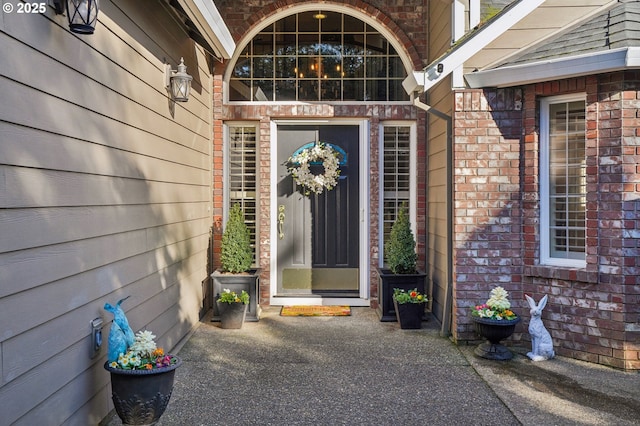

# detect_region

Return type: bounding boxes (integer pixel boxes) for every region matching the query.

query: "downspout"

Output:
[413,96,453,338]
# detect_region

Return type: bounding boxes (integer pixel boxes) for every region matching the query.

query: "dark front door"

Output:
[276,125,360,296]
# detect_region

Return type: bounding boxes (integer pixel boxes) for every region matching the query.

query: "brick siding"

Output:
[452,87,525,343]
[453,73,640,370]
[210,1,429,309]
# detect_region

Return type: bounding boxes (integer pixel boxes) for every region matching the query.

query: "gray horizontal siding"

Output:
[0,0,213,424]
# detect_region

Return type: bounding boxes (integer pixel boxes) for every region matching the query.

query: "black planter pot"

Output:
[472,317,521,360]
[393,300,425,329]
[211,269,261,322]
[376,268,426,321]
[218,302,248,329]
[104,356,182,425]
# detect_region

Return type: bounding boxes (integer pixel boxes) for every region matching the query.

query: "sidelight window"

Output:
[380,124,416,265]
[226,124,258,264]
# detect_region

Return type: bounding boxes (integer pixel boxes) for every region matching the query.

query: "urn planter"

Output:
[104,356,182,425]
[211,268,261,322]
[472,317,520,360]
[376,268,426,322]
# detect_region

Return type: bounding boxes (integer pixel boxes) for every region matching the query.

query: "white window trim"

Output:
[539,94,586,268]
[378,121,417,268]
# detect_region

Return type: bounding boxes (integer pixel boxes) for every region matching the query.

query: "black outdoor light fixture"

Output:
[53,0,100,34]
[165,58,193,102]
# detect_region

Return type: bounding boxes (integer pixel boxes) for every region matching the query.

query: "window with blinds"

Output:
[227,125,258,264]
[381,125,412,261]
[541,96,586,266]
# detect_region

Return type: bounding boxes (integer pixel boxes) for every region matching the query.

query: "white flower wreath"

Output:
[287,142,341,195]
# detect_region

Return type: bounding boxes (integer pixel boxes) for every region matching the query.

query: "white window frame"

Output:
[539,94,587,268]
[378,122,417,267]
[224,122,260,265]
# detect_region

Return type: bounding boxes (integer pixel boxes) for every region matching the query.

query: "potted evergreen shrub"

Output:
[376,204,427,321]
[211,205,261,321]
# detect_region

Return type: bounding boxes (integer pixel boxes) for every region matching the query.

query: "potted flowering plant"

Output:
[392,288,427,329]
[106,330,178,370]
[103,299,181,425]
[470,286,521,360]
[471,286,517,320]
[217,288,250,329]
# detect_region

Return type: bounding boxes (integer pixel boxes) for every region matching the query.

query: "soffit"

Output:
[167,0,235,59]
[465,0,619,72]
[465,2,640,88]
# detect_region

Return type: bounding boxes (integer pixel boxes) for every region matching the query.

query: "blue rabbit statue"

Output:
[104,297,136,362]
[106,320,126,363]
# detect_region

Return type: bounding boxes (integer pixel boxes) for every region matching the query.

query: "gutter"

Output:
[413,98,453,338]
[465,47,640,88]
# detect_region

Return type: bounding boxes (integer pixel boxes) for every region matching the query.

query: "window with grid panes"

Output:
[227,125,258,264]
[540,96,586,266]
[382,126,411,262]
[229,11,409,102]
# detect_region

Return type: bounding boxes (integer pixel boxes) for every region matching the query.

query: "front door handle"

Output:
[278,205,285,239]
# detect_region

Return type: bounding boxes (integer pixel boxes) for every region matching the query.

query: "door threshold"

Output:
[275,291,360,298]
[270,296,370,307]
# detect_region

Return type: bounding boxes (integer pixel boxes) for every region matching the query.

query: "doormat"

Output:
[280,306,351,317]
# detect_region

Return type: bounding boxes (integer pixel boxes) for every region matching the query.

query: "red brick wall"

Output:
[452,88,524,342]
[211,1,429,308]
[212,0,427,67]
[454,73,640,370]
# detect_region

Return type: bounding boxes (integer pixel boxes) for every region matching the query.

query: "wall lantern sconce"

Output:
[53,0,100,35]
[165,58,193,102]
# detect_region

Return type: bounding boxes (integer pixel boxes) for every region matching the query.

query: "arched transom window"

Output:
[229,10,409,102]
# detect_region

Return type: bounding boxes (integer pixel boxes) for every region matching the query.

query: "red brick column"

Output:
[451,88,524,342]
[211,64,225,269]
[616,71,640,369]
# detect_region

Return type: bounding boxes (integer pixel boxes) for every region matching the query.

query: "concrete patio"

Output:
[104,307,640,425]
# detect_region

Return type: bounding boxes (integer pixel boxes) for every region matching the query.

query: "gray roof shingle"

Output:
[504,0,640,66]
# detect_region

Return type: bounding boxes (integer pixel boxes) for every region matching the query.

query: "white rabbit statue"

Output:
[525,294,555,361]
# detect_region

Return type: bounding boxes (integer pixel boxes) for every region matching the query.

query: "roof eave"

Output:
[176,0,236,59]
[464,47,640,88]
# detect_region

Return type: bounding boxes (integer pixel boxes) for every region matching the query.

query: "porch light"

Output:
[65,0,100,34]
[165,58,193,103]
